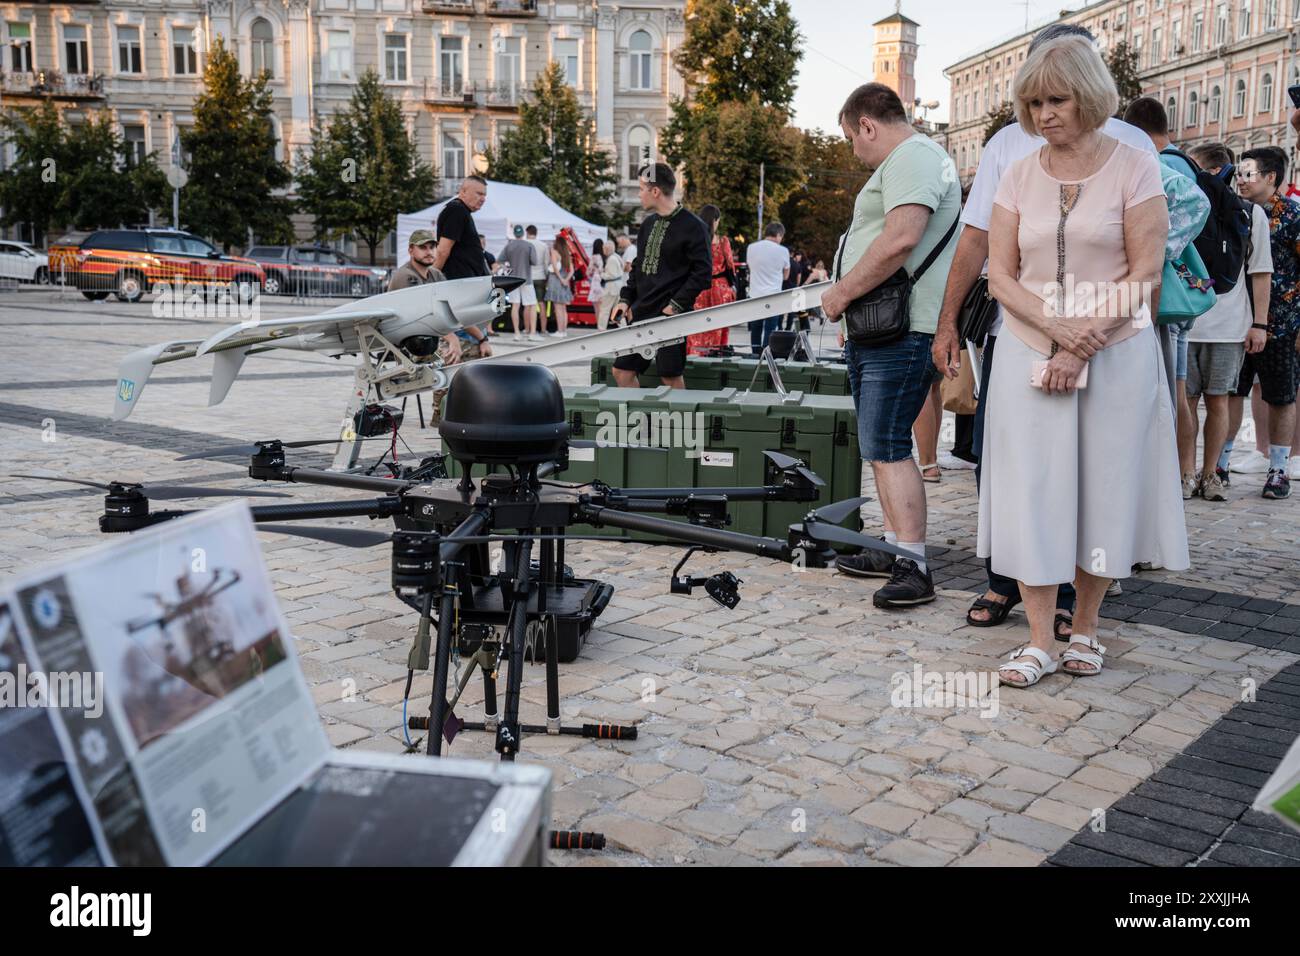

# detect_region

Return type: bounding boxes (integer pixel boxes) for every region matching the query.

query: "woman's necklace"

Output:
[1046,132,1103,182]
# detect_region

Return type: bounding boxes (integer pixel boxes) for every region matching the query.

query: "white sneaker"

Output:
[512,332,522,342]
[547,331,562,338]
[1289,455,1300,480]
[1106,580,1122,596]
[527,333,542,342]
[937,452,977,471]
[1231,449,1271,474]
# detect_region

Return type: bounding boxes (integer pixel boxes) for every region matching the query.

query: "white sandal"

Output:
[998,645,1057,688]
[1060,635,1106,676]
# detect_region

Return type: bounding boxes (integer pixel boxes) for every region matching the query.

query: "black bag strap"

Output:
[834,206,960,284]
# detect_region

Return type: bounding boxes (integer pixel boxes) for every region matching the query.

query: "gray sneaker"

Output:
[1201,471,1228,501]
[1181,472,1199,500]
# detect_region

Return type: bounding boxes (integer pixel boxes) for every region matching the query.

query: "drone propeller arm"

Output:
[577,504,796,562]
[251,466,416,495]
[250,496,404,523]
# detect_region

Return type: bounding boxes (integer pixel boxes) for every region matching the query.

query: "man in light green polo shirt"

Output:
[821,81,961,609]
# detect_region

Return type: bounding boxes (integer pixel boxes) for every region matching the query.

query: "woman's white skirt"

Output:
[976,325,1190,586]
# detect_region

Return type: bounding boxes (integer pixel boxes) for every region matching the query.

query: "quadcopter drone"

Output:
[34,359,908,849]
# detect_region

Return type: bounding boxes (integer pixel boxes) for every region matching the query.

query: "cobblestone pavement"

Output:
[1,288,1296,866]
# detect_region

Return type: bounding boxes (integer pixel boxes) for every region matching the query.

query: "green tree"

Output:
[777,129,869,264]
[181,37,293,250]
[1106,41,1144,114]
[662,96,804,244]
[295,69,436,263]
[62,114,168,229]
[485,62,619,224]
[674,0,802,111]
[983,101,1017,146]
[0,103,168,241]
[0,102,67,244]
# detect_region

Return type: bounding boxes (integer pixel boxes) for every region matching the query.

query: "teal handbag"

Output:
[1157,240,1216,325]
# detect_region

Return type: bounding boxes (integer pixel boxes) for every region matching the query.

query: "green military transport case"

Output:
[589,355,851,397]
[557,385,863,543]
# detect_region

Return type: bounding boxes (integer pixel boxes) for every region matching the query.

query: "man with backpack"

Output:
[1181,144,1272,502]
[1122,97,1253,428]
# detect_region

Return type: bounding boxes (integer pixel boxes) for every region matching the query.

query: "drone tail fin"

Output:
[209,347,251,407]
[112,339,203,421]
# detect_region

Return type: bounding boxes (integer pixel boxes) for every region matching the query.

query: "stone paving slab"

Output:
[1,289,1297,866]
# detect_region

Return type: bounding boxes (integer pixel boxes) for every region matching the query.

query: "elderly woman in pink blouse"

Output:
[982,35,1189,687]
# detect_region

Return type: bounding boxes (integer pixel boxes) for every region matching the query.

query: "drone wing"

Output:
[113,339,206,421]
[193,308,400,358]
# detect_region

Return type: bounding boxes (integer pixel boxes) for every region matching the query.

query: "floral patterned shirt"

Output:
[1264,194,1300,336]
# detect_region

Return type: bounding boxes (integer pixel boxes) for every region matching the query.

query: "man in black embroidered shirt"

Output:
[611,162,712,388]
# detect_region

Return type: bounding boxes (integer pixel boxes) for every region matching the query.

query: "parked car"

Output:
[0,240,50,284]
[47,229,265,303]
[246,245,389,297]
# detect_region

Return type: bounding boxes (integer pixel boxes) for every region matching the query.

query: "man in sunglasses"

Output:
[1234,148,1300,499]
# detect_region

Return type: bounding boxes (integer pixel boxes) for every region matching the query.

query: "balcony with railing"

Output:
[0,70,105,99]
[483,81,524,107]
[424,76,477,105]
[421,0,475,12]
[487,0,538,16]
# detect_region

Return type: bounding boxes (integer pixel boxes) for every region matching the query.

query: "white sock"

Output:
[883,530,898,545]
[898,540,927,573]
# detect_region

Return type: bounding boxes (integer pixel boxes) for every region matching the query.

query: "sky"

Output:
[788,0,1063,133]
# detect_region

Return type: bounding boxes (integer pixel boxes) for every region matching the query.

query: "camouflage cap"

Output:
[409,229,436,247]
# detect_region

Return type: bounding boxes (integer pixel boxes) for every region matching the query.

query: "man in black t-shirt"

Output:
[611,163,711,389]
[431,175,491,362]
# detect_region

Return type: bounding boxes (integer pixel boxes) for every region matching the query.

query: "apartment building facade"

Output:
[944,0,1300,185]
[0,0,684,245]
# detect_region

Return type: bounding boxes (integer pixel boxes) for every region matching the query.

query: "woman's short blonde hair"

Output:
[1013,36,1119,136]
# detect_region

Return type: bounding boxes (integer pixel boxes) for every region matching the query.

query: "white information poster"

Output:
[3,502,328,866]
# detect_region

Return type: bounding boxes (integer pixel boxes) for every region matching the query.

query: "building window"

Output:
[1151,27,1162,64]
[494,35,522,96]
[173,27,198,76]
[439,36,464,95]
[1171,19,1181,55]
[384,33,408,82]
[1167,96,1177,128]
[973,91,979,115]
[1187,90,1199,126]
[626,124,651,180]
[122,125,146,166]
[1264,0,1278,29]
[117,24,142,74]
[553,38,578,86]
[1260,72,1273,112]
[63,24,88,74]
[1239,1,1251,37]
[1233,77,1246,116]
[8,22,32,73]
[325,30,352,80]
[1135,1,1144,15]
[1192,13,1204,50]
[250,18,274,78]
[442,130,465,180]
[993,82,999,105]
[1215,4,1227,45]
[1209,85,1222,121]
[629,30,652,90]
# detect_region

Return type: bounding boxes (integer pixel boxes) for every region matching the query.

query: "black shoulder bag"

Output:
[957,275,998,348]
[834,210,960,347]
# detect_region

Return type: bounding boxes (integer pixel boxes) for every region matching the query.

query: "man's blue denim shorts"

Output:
[845,331,937,463]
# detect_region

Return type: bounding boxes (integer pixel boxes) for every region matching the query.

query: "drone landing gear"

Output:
[404,530,631,853]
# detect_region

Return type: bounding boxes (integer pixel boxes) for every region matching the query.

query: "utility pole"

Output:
[757,162,765,234]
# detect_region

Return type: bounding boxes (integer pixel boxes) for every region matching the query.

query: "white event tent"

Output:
[395,180,609,265]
